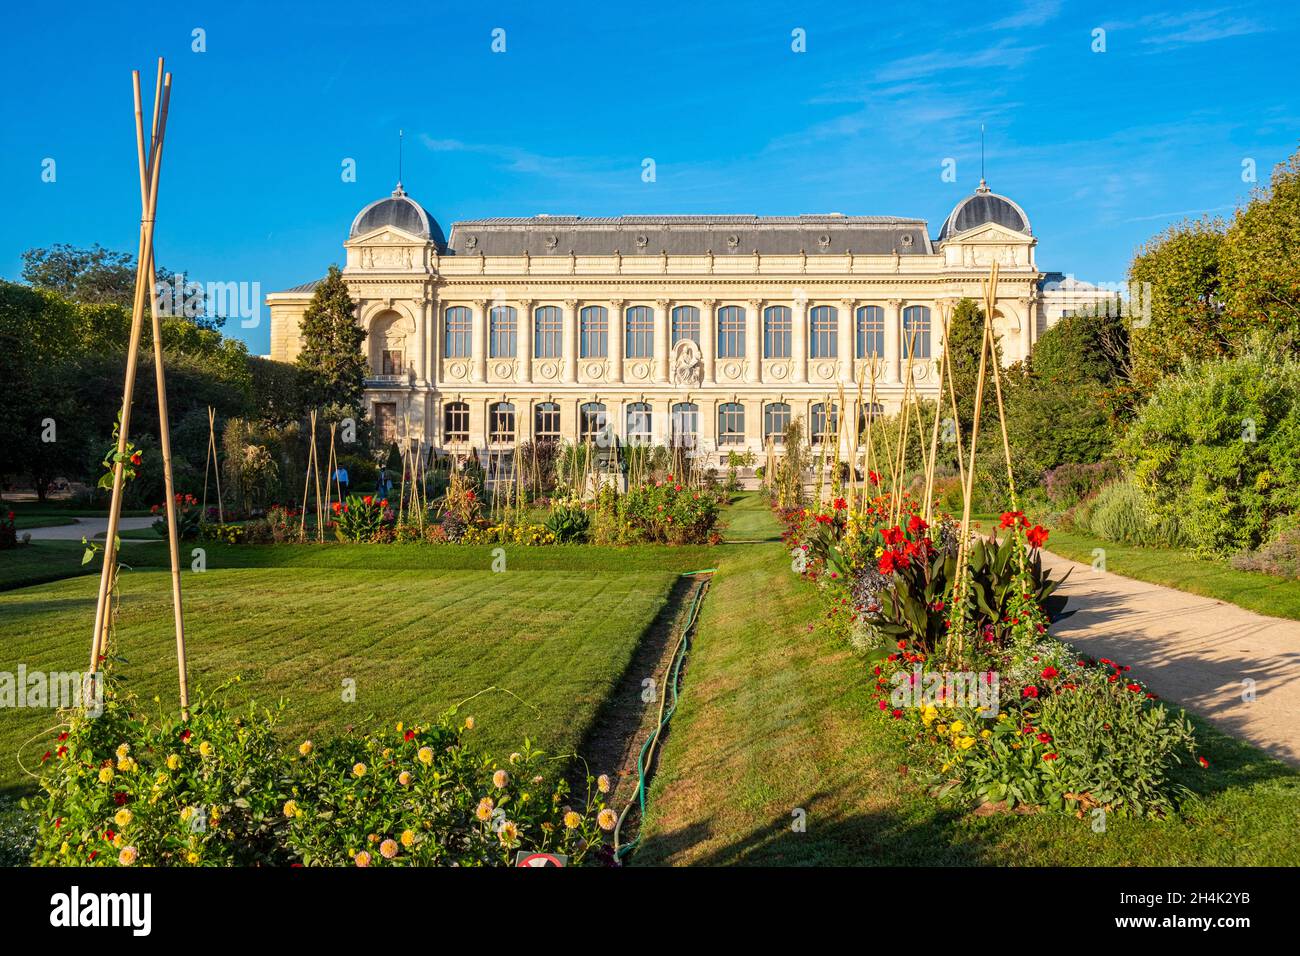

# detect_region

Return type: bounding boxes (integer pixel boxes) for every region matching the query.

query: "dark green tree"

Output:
[295,265,367,412]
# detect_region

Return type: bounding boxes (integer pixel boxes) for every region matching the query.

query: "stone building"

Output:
[267,179,1052,465]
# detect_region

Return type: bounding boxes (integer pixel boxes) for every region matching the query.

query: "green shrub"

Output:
[1231,524,1300,578]
[1074,477,1187,547]
[544,497,590,543]
[1121,349,1300,555]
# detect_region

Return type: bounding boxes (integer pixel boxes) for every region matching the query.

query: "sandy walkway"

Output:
[1040,550,1300,766]
[23,516,157,540]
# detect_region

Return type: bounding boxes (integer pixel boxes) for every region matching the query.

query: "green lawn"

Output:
[0,542,707,800]
[636,494,1300,866]
[1047,526,1300,622]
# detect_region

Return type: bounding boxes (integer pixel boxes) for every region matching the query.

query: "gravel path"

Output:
[1041,549,1300,766]
[22,516,157,540]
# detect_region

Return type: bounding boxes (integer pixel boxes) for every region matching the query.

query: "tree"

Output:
[295,265,367,411]
[944,297,1003,435]
[20,243,218,330]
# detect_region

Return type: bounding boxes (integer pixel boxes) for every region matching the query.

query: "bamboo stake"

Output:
[89,64,171,674]
[923,304,953,525]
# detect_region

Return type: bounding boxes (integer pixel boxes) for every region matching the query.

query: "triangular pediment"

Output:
[346,224,430,246]
[941,221,1033,245]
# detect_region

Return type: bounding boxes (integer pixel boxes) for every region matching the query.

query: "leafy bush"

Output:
[200,522,246,545]
[1231,525,1300,578]
[461,523,557,546]
[1044,460,1122,508]
[544,497,590,543]
[621,477,722,544]
[0,510,17,550]
[1121,349,1300,555]
[333,494,391,542]
[1072,477,1187,547]
[150,494,202,540]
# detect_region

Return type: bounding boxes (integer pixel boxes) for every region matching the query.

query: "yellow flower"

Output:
[186,851,200,864]
[180,806,194,822]
[98,766,114,784]
[463,716,475,730]
[417,747,433,765]
[597,808,617,831]
[352,762,367,778]
[198,741,213,758]
[354,851,371,867]
[118,846,138,866]
[283,800,299,819]
[476,797,494,822]
[956,736,976,750]
[379,839,399,859]
[950,721,965,735]
[117,757,136,772]
[398,771,412,786]
[493,769,509,789]
[921,704,939,726]
[597,774,611,794]
[395,721,403,733]
[400,829,415,848]
[980,729,992,739]
[936,723,948,735]
[298,740,313,756]
[115,743,130,759]
[509,752,522,764]
[498,821,519,846]
[563,811,582,829]
[114,808,133,827]
[166,753,181,771]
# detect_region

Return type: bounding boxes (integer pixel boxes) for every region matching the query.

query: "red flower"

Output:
[998,510,1022,529]
[104,829,115,842]
[878,551,898,575]
[907,514,928,534]
[878,700,888,711]
[1037,732,1052,744]
[403,729,416,742]
[181,729,192,742]
[882,526,904,546]
[868,471,880,486]
[1197,756,1210,769]
[465,490,475,501]
[113,792,128,805]
[832,497,847,511]
[1040,666,1058,679]
[363,495,373,506]
[891,709,903,719]
[380,499,389,509]
[1026,525,1049,549]
[1042,752,1059,761]
[1126,683,1142,693]
[1022,686,1039,698]
[129,451,142,466]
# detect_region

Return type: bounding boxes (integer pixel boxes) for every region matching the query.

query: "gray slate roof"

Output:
[445,215,935,257]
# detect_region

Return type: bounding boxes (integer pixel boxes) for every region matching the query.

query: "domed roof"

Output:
[349,185,446,247]
[939,181,1030,240]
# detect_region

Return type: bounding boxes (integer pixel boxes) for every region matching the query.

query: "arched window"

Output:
[670,402,699,448]
[672,306,700,346]
[580,306,608,358]
[810,402,838,445]
[810,305,838,359]
[856,305,884,359]
[857,402,885,434]
[625,402,652,445]
[625,305,654,359]
[489,402,516,444]
[716,305,746,358]
[579,402,608,444]
[444,306,472,358]
[764,306,792,359]
[534,401,561,443]
[534,306,562,359]
[717,403,745,445]
[443,401,469,443]
[489,305,517,358]
[764,402,791,444]
[902,305,931,359]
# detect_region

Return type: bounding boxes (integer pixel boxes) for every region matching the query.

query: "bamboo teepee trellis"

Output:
[88,59,190,715]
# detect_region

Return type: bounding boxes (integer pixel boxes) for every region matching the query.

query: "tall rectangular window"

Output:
[902,306,932,359]
[580,306,608,358]
[764,306,791,359]
[809,305,838,359]
[856,305,884,358]
[625,305,654,358]
[717,402,745,445]
[671,305,700,346]
[489,306,517,358]
[380,349,404,376]
[764,402,791,444]
[534,306,562,358]
[444,306,471,358]
[716,305,746,358]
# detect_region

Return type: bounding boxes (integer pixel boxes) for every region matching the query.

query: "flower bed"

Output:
[780,497,1204,818]
[27,661,617,867]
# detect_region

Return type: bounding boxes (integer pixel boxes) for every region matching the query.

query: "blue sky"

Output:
[2,0,1297,354]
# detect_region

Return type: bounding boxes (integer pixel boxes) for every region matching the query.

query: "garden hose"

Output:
[612,568,715,861]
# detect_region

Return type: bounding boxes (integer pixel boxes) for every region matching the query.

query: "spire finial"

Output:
[978,124,989,192]
[393,129,405,197]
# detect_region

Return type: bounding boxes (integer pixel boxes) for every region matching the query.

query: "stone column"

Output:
[655,299,671,382]
[746,298,763,383]
[471,298,487,383]
[838,298,855,382]
[428,299,440,385]
[1019,296,1034,363]
[608,299,624,384]
[885,299,903,384]
[562,299,578,383]
[791,296,807,383]
[700,299,716,385]
[517,298,533,384]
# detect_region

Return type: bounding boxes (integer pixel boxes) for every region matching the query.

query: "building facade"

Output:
[267,181,1052,464]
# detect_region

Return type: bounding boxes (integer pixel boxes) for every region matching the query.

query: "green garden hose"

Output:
[612,568,715,861]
